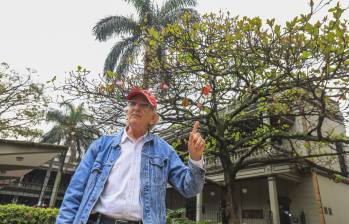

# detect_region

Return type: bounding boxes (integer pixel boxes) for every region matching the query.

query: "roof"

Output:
[0,139,67,186]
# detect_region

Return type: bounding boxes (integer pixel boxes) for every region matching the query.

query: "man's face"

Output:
[127,94,157,130]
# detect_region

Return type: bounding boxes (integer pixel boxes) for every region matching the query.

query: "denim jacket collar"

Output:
[111,128,155,148]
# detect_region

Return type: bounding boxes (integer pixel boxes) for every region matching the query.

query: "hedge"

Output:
[0,205,216,224]
[0,204,58,224]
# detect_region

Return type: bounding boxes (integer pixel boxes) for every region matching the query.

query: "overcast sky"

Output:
[1,0,348,83]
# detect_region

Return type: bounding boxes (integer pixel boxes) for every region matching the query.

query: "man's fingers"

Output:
[189,122,205,154]
[189,132,197,145]
[195,138,205,150]
[192,121,200,133]
[189,131,193,143]
[190,133,205,150]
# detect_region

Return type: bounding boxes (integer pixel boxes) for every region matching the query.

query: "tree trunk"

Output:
[12,176,24,204]
[38,158,54,206]
[49,151,66,207]
[224,181,241,224]
[336,142,348,176]
[143,37,167,89]
[143,45,152,89]
[221,155,241,224]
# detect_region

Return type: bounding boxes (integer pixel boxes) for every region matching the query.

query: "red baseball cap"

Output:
[127,88,157,109]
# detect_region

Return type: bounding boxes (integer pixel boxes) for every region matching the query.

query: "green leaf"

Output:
[300,51,311,59]
[148,27,159,40]
[149,39,156,47]
[106,70,115,78]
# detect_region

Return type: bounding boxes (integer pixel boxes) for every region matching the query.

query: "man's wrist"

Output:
[190,155,201,161]
[189,156,204,169]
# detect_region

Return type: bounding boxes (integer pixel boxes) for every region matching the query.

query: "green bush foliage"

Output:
[0,205,217,224]
[0,204,58,224]
[166,209,218,224]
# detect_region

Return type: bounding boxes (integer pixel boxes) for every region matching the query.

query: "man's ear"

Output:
[151,112,160,125]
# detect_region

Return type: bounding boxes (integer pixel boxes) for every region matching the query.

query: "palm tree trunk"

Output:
[144,37,168,88]
[12,176,24,204]
[143,46,152,89]
[38,158,54,206]
[49,151,66,207]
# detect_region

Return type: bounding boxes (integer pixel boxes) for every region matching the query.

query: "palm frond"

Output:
[46,110,66,124]
[70,103,89,124]
[93,16,139,41]
[42,102,99,163]
[60,102,75,114]
[126,0,152,18]
[41,126,65,144]
[160,8,200,26]
[103,36,139,75]
[115,43,140,76]
[76,103,85,112]
[76,128,99,142]
[160,0,197,16]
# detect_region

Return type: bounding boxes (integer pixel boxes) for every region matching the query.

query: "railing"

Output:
[205,146,276,171]
[184,207,273,224]
[0,178,16,189]
[0,182,67,197]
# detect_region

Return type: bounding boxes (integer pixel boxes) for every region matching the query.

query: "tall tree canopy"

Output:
[92,0,198,87]
[142,4,349,223]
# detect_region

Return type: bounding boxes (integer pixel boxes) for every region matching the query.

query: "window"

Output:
[324,207,333,215]
[328,208,333,215]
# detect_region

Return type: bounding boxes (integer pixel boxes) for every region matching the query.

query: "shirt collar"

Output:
[121,127,148,144]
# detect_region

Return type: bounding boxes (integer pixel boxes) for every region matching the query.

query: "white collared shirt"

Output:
[94,129,145,221]
[93,129,204,221]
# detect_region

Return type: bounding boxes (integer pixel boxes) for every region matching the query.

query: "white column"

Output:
[268,176,280,224]
[196,192,203,222]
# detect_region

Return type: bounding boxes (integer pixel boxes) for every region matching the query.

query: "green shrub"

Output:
[0,204,58,224]
[166,209,217,224]
[0,205,217,224]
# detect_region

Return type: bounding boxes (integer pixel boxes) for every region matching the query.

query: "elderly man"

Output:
[56,88,206,224]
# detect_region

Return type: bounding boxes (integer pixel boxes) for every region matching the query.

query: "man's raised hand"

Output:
[188,121,205,161]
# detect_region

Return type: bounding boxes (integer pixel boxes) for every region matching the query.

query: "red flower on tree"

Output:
[202,84,212,96]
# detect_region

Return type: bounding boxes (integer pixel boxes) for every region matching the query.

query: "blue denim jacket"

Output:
[56,130,205,224]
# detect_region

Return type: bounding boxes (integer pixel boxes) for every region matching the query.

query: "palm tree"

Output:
[38,102,100,207]
[43,102,99,162]
[93,0,198,87]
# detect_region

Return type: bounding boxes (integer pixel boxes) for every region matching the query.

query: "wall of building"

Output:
[201,184,222,222]
[317,173,349,224]
[238,179,269,224]
[288,174,320,224]
[166,172,349,224]
[290,115,348,173]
